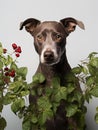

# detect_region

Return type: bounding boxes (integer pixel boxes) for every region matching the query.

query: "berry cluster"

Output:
[12,43,22,57]
[2,43,22,79]
[4,67,15,77]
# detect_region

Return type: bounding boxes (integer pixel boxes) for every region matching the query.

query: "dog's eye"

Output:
[55,34,62,41]
[37,34,43,41]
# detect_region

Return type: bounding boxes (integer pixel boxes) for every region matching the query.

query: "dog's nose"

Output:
[44,51,54,60]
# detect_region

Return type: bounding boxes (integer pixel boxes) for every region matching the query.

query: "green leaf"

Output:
[45,87,53,97]
[10,62,18,71]
[86,76,95,87]
[37,96,52,111]
[3,92,15,105]
[90,88,98,97]
[66,104,78,117]
[52,76,60,89]
[84,91,92,103]
[88,52,98,59]
[37,87,43,96]
[0,45,3,55]
[39,113,47,126]
[31,115,38,124]
[74,91,83,103]
[75,111,86,129]
[95,113,98,124]
[53,87,67,102]
[64,72,76,83]
[52,102,59,113]
[88,64,97,76]
[0,56,6,65]
[20,90,29,96]
[82,66,88,74]
[33,73,45,84]
[0,117,7,130]
[5,55,13,65]
[67,91,83,104]
[11,98,25,114]
[72,67,82,74]
[67,83,75,94]
[9,81,23,93]
[38,109,53,126]
[37,96,53,125]
[22,120,31,130]
[17,67,28,80]
[90,57,98,67]
[0,61,3,69]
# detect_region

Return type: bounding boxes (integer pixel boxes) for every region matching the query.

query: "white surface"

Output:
[0,0,98,130]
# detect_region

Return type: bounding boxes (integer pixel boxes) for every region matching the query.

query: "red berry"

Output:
[15,53,20,57]
[5,72,9,76]
[12,43,17,50]
[9,70,15,77]
[4,67,9,71]
[3,49,7,54]
[15,46,22,53]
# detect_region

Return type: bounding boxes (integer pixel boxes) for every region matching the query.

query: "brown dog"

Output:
[20,17,85,130]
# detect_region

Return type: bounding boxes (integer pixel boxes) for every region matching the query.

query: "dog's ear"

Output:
[60,17,85,35]
[20,18,41,35]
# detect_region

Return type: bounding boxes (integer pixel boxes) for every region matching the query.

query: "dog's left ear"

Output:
[60,17,85,35]
[19,18,41,35]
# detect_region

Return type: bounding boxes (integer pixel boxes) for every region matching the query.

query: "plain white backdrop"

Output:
[0,0,98,130]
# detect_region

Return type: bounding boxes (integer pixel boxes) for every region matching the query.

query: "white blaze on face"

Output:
[40,44,58,64]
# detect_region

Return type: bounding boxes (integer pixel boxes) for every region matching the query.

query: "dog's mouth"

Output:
[44,59,57,66]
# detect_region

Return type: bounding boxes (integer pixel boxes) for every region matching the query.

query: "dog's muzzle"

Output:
[44,50,54,62]
[40,49,59,65]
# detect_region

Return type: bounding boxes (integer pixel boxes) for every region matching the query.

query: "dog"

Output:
[20,17,85,130]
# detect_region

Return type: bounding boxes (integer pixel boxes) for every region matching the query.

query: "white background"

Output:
[0,0,98,130]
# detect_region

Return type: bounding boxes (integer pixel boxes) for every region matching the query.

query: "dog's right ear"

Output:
[20,18,41,35]
[60,17,85,36]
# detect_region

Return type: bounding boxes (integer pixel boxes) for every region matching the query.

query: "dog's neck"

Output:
[36,51,71,86]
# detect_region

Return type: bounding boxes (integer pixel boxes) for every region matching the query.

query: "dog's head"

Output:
[20,17,84,65]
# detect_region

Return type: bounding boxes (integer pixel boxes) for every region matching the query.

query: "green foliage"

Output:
[33,73,46,84]
[72,52,98,124]
[0,116,7,130]
[0,43,28,129]
[11,98,25,114]
[24,72,86,130]
[0,42,98,130]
